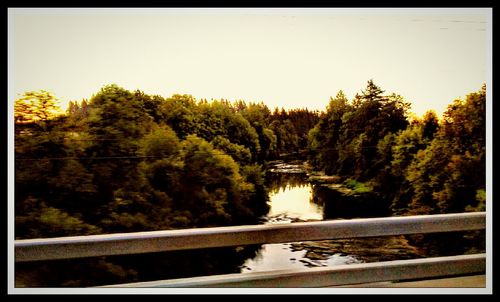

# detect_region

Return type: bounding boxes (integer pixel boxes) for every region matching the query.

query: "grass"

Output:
[343,178,373,194]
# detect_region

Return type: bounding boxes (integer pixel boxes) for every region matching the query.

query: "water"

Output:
[266,183,322,223]
[240,162,362,273]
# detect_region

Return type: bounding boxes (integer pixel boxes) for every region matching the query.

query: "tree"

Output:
[362,79,385,103]
[431,85,486,213]
[138,125,181,159]
[134,91,167,123]
[239,102,272,127]
[197,99,262,161]
[14,94,89,238]
[65,99,91,132]
[403,85,486,214]
[179,135,257,226]
[211,136,252,165]
[14,90,62,125]
[421,110,439,140]
[79,85,156,228]
[16,199,101,239]
[312,81,410,179]
[308,91,350,173]
[160,94,200,139]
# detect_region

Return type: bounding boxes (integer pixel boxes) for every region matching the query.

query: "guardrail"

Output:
[14,212,487,287]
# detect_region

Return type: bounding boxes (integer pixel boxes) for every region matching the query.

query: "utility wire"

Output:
[15,156,162,161]
[15,150,238,161]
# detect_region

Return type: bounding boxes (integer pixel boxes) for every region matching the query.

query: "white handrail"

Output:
[100,254,486,288]
[15,212,485,262]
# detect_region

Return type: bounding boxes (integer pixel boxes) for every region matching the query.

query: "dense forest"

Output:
[308,80,486,216]
[14,80,486,286]
[14,85,320,238]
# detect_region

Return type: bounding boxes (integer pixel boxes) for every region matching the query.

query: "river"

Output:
[239,161,362,273]
[237,160,485,275]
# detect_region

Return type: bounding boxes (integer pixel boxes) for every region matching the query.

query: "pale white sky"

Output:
[8,8,491,117]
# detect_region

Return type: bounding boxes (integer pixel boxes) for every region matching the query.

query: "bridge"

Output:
[13,211,489,292]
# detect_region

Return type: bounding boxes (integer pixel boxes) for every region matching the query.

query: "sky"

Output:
[8,8,491,118]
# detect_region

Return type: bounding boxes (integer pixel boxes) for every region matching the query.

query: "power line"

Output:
[15,156,161,161]
[15,150,237,161]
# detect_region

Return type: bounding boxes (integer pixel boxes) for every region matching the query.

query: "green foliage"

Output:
[307,91,351,173]
[343,178,373,194]
[238,101,272,127]
[396,86,486,215]
[87,84,154,148]
[37,207,100,234]
[198,100,262,159]
[179,135,258,226]
[138,125,180,159]
[15,81,486,239]
[15,84,276,240]
[211,136,252,165]
[308,82,409,179]
[160,94,201,139]
[16,199,101,239]
[270,107,319,157]
[307,81,485,216]
[466,189,486,212]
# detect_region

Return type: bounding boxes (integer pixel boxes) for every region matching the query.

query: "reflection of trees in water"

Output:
[310,185,485,259]
[15,244,263,287]
[405,231,485,259]
[311,185,389,220]
[310,185,326,208]
[265,172,309,195]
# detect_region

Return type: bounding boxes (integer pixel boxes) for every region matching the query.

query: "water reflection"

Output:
[264,167,323,222]
[16,245,265,287]
[267,184,322,222]
[240,163,360,273]
[241,242,362,274]
[312,185,390,219]
[265,171,310,195]
[240,243,309,273]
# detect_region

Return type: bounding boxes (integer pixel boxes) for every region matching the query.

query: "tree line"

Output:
[14,80,486,237]
[14,85,319,239]
[308,80,486,216]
